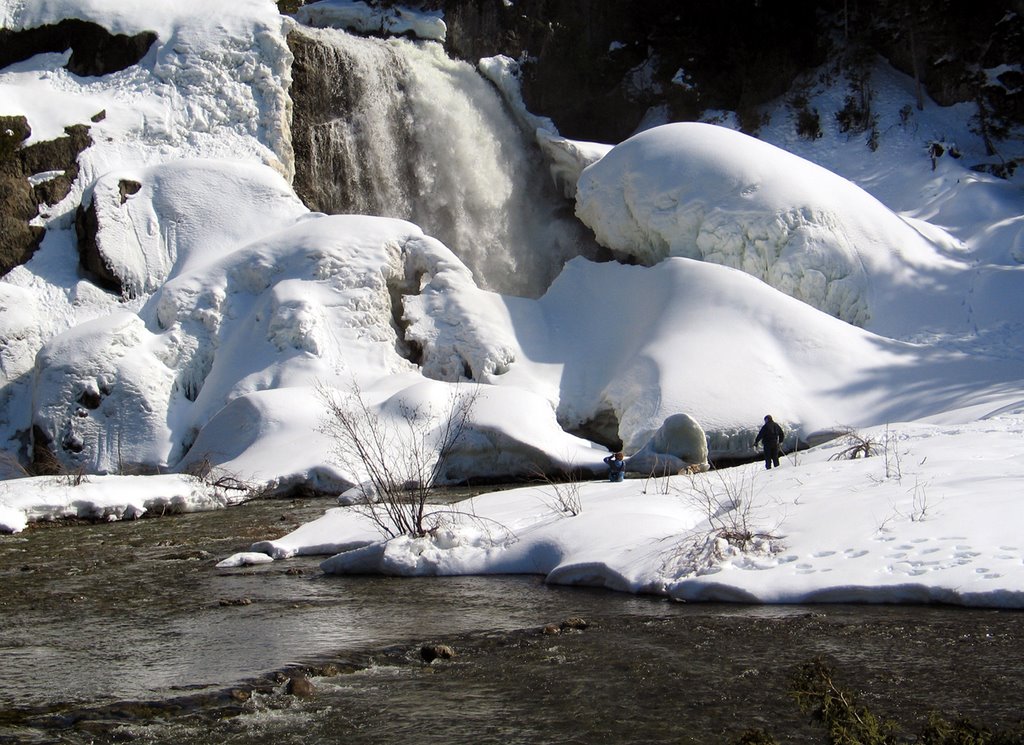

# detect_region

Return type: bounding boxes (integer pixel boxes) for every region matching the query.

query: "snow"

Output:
[0,473,246,532]
[2,2,1024,608]
[575,122,974,339]
[252,414,1024,608]
[295,0,446,43]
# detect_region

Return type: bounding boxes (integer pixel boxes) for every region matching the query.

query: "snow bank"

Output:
[410,254,1024,454]
[575,122,972,339]
[0,473,243,533]
[84,160,307,298]
[256,415,1024,608]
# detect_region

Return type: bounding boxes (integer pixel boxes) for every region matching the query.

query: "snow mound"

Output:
[216,551,274,568]
[575,122,971,338]
[0,473,241,532]
[32,209,473,473]
[84,160,307,298]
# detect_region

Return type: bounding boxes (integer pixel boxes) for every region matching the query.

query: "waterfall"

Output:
[289,26,600,298]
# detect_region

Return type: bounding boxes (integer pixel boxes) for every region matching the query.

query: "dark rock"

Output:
[218,597,253,607]
[436,0,828,142]
[1,119,92,276]
[0,116,43,275]
[20,123,92,177]
[420,644,456,662]
[75,199,122,294]
[0,20,156,77]
[77,387,103,410]
[561,616,589,631]
[541,623,561,635]
[285,676,316,697]
[0,114,31,153]
[90,110,107,123]
[118,179,142,203]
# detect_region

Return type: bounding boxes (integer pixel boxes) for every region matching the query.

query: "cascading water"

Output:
[289,26,601,298]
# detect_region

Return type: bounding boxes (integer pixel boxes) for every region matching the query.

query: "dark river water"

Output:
[1,496,1022,744]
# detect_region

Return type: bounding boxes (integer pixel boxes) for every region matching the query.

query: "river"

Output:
[1,496,1022,744]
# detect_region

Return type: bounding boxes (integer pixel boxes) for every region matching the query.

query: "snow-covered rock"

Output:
[575,122,971,339]
[627,413,709,475]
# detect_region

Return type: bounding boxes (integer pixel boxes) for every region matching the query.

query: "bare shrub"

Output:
[318,380,479,538]
[827,429,879,461]
[178,454,271,501]
[532,459,584,517]
[680,468,778,551]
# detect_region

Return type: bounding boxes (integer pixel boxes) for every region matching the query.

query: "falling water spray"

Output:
[289,26,599,297]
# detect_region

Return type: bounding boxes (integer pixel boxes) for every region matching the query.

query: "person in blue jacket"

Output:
[754,414,785,469]
[603,451,625,482]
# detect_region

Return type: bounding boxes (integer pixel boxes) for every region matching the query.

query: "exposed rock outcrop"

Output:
[0,19,156,277]
[0,117,92,277]
[0,19,156,77]
[326,0,1020,162]
[0,116,44,275]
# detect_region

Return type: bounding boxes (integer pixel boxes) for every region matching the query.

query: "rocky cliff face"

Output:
[431,0,1019,164]
[439,0,828,142]
[0,116,93,276]
[0,20,155,278]
[0,19,156,77]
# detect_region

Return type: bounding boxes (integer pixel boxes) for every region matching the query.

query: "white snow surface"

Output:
[295,0,446,42]
[2,2,1024,608]
[0,473,246,533]
[575,122,977,339]
[251,414,1024,608]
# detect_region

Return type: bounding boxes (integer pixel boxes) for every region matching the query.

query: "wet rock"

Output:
[285,676,316,698]
[541,623,561,635]
[165,549,213,561]
[561,616,589,631]
[420,644,456,663]
[218,597,253,607]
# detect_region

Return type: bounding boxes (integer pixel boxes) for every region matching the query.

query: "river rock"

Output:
[561,616,589,631]
[420,644,456,663]
[285,676,316,698]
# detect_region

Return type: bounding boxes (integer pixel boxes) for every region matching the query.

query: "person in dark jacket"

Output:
[603,451,625,482]
[754,415,785,469]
